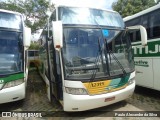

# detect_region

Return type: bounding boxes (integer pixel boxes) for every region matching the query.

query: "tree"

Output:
[112,0,156,18]
[29,42,40,50]
[0,0,49,32]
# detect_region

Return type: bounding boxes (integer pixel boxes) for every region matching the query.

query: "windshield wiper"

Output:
[67,65,99,71]
[109,50,127,76]
[98,38,107,74]
[104,38,127,76]
[89,38,105,81]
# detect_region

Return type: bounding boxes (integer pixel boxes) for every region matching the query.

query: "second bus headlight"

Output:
[3,79,24,89]
[65,87,88,95]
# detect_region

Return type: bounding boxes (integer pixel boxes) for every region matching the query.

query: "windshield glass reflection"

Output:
[0,31,23,75]
[58,7,124,28]
[0,12,22,30]
[62,28,134,80]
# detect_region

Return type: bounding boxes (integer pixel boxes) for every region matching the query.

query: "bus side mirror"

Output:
[23,27,31,48]
[52,21,63,51]
[126,25,147,46]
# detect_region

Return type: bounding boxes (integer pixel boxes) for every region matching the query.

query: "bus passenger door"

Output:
[49,41,63,100]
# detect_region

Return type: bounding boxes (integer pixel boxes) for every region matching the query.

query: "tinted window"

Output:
[149,9,160,38]
[125,9,160,40]
[0,12,22,30]
[50,10,56,21]
[126,17,142,42]
[28,51,39,57]
[0,31,23,74]
[126,17,141,26]
[40,27,47,45]
[141,15,151,39]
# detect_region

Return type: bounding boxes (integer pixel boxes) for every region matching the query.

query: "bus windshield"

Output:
[62,28,134,80]
[0,31,23,75]
[0,12,22,30]
[58,7,124,28]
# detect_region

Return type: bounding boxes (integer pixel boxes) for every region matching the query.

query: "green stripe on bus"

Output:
[111,74,130,88]
[0,73,24,84]
[132,40,160,57]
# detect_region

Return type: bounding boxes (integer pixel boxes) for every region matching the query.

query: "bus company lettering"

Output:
[133,44,160,54]
[134,60,149,67]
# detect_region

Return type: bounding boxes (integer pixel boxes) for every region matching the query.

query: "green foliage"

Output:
[0,0,49,32]
[112,0,156,18]
[29,42,40,50]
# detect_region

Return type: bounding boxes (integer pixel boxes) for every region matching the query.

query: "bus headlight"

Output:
[128,77,135,85]
[3,79,24,89]
[65,87,88,95]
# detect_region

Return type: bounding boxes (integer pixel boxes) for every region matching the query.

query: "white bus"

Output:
[28,50,39,67]
[38,5,147,111]
[124,3,160,91]
[0,9,31,104]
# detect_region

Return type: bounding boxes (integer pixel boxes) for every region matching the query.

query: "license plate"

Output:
[105,96,115,102]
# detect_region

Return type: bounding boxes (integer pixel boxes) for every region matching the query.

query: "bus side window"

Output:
[40,26,47,45]
[125,17,142,42]
[141,15,150,39]
[127,30,141,42]
[50,10,56,21]
[128,31,135,42]
[149,9,160,38]
[49,9,56,39]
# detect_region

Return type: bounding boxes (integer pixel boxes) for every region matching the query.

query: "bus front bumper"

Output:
[63,81,135,111]
[0,83,26,104]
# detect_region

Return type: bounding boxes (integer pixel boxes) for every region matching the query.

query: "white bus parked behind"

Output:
[124,3,160,91]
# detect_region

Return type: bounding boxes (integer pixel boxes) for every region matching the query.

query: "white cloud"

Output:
[51,0,117,10]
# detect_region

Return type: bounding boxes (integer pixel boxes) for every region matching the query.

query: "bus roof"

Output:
[0,9,22,16]
[123,3,160,22]
[53,4,118,14]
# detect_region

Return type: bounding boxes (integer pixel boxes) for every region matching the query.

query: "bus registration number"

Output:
[83,80,111,94]
[90,81,105,88]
